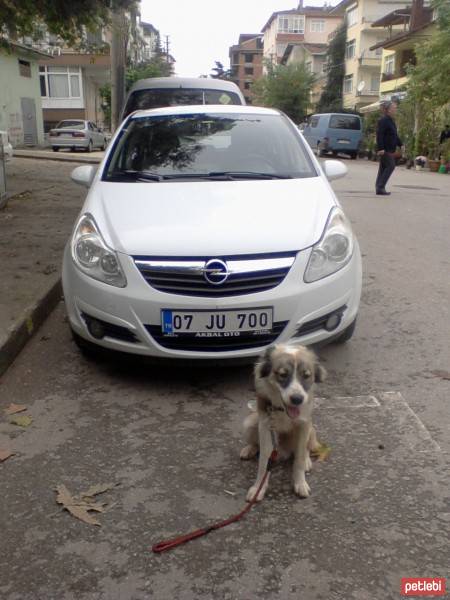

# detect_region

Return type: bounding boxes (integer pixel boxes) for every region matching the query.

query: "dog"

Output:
[240,344,326,502]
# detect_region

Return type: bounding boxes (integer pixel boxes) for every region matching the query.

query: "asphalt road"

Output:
[0,159,448,600]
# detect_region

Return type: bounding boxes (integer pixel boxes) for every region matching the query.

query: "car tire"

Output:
[332,151,338,157]
[85,140,93,153]
[101,139,107,151]
[333,318,357,344]
[52,147,59,152]
[317,143,325,158]
[350,152,357,160]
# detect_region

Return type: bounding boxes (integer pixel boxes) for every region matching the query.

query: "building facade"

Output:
[330,0,415,110]
[229,34,264,103]
[281,42,328,109]
[0,42,47,146]
[262,1,343,67]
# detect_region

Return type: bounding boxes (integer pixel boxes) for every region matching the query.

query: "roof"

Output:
[281,42,327,64]
[371,6,432,28]
[130,105,281,119]
[129,77,243,93]
[0,39,53,59]
[140,21,159,35]
[261,6,339,32]
[369,19,435,51]
[238,34,262,44]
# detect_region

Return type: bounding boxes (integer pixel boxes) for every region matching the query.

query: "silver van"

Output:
[121,77,246,120]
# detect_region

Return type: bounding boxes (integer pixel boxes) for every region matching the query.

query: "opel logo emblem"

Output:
[203,259,229,285]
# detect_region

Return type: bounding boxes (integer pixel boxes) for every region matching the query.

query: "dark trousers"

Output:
[375,153,396,191]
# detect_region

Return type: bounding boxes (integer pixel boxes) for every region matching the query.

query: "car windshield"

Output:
[329,115,361,130]
[103,112,317,181]
[122,89,242,118]
[56,120,85,130]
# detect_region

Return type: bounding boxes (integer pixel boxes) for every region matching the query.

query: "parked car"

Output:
[121,77,246,121]
[63,105,362,360]
[302,113,363,159]
[49,120,107,153]
[0,130,13,161]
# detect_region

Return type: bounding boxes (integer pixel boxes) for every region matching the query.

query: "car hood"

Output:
[87,177,335,256]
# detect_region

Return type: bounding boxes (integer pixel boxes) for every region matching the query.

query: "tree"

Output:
[210,61,230,80]
[0,0,136,43]
[252,61,315,123]
[316,22,347,113]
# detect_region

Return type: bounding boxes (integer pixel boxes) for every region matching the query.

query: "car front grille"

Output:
[144,321,288,352]
[133,252,297,297]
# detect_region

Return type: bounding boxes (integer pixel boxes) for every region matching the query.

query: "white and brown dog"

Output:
[241,344,326,501]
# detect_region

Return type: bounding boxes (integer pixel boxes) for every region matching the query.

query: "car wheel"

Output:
[317,143,325,158]
[70,147,75,152]
[350,152,357,160]
[52,147,59,152]
[101,139,107,151]
[333,318,357,344]
[85,140,93,153]
[332,151,338,157]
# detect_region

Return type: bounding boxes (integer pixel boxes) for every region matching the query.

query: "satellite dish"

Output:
[357,81,366,92]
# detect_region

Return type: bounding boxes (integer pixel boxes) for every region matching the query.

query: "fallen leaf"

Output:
[310,443,331,462]
[9,414,32,427]
[430,369,450,381]
[0,449,15,462]
[4,403,27,415]
[55,482,118,527]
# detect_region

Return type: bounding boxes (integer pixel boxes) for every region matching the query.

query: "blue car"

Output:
[302,113,363,159]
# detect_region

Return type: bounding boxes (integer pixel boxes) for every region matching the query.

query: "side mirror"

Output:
[323,159,347,181]
[71,165,97,188]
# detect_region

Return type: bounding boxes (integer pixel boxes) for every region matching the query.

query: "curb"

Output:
[14,150,102,164]
[0,279,62,378]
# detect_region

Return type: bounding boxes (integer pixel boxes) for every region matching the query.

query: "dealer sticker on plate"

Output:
[161,308,273,336]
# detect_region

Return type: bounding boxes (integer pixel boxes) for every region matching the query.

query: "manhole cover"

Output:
[394,185,439,190]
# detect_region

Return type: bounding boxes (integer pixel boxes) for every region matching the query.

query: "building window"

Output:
[232,52,239,64]
[244,81,252,90]
[39,66,82,98]
[347,7,358,27]
[343,74,353,93]
[310,116,319,128]
[370,75,380,91]
[278,15,305,34]
[310,19,325,33]
[384,55,395,74]
[244,53,254,63]
[18,59,31,78]
[245,67,254,75]
[346,39,356,59]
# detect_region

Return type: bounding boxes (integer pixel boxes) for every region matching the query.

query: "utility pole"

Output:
[165,35,170,63]
[110,5,127,132]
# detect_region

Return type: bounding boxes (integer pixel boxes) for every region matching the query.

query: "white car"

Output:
[63,105,362,359]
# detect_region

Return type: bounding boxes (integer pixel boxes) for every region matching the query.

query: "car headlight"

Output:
[304,207,354,283]
[71,214,127,287]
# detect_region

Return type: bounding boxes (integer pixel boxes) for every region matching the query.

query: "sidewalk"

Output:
[14,148,103,163]
[0,157,86,376]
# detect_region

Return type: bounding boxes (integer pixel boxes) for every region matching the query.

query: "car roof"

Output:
[128,105,282,119]
[312,113,361,118]
[129,77,243,93]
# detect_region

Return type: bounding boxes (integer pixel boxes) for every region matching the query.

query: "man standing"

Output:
[375,102,403,196]
[439,125,450,145]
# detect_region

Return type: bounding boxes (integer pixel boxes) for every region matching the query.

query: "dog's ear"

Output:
[314,363,327,383]
[259,346,275,378]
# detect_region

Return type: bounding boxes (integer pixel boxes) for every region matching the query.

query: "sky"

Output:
[140,0,339,77]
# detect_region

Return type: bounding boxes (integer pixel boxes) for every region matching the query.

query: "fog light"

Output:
[325,313,342,331]
[87,318,105,339]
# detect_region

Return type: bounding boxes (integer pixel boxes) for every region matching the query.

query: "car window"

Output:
[122,88,242,118]
[329,115,361,130]
[310,117,319,128]
[103,112,317,181]
[55,120,85,130]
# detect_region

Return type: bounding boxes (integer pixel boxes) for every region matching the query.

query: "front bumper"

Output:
[62,243,362,359]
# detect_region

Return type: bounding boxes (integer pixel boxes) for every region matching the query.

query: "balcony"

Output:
[358,50,382,67]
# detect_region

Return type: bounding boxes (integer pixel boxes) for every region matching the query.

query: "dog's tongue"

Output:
[287,406,300,419]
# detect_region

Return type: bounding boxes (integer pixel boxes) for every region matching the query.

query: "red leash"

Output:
[151,449,278,554]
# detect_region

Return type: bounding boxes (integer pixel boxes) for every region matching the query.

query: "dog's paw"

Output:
[246,483,267,502]
[305,454,312,472]
[293,479,311,498]
[240,445,258,460]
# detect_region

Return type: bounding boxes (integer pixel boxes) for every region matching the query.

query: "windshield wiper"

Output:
[207,171,293,180]
[107,169,163,182]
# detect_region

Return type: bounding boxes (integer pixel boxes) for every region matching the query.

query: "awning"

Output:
[360,91,408,113]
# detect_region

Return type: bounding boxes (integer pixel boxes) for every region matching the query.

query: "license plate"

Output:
[161,308,273,336]
[338,139,350,144]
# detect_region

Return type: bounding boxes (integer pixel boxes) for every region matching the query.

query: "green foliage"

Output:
[0,0,136,43]
[405,0,450,156]
[317,22,347,112]
[210,61,230,80]
[395,99,417,159]
[362,111,379,154]
[252,61,315,123]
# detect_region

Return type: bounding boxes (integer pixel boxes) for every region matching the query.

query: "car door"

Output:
[303,116,320,149]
